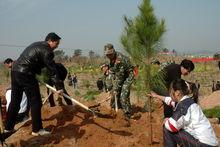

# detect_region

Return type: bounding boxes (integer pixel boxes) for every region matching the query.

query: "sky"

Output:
[1,0,220,61]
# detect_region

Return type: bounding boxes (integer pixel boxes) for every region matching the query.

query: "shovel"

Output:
[0,99,7,147]
[88,95,112,109]
[114,92,118,112]
[45,84,98,117]
[42,92,53,105]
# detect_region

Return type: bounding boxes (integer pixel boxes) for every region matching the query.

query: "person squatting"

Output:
[149,79,218,147]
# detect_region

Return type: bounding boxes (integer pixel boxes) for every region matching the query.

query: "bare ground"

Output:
[4,91,220,147]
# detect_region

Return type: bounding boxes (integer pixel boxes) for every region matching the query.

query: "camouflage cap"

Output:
[104,43,115,55]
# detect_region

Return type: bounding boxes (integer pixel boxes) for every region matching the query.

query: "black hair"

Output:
[45,32,61,41]
[180,59,195,72]
[187,81,199,103]
[171,79,199,103]
[4,58,13,64]
[151,60,160,65]
[170,79,190,96]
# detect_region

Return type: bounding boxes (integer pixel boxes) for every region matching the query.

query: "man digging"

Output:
[104,43,134,127]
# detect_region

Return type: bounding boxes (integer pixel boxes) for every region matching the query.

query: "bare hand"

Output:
[106,91,112,98]
[57,89,64,95]
[147,91,158,98]
[163,117,169,125]
[113,91,117,95]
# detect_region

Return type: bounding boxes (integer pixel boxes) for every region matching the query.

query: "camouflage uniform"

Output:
[108,51,134,119]
[102,70,114,92]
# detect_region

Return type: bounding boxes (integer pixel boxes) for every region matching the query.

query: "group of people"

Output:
[101,43,218,146]
[67,73,77,89]
[150,58,218,146]
[1,32,218,146]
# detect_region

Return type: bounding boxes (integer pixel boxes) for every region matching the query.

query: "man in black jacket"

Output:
[162,59,195,118]
[5,32,63,136]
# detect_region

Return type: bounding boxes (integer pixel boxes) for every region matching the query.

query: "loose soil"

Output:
[4,91,220,147]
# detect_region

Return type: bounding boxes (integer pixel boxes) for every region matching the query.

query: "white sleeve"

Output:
[5,90,12,111]
[19,92,28,113]
[164,97,176,108]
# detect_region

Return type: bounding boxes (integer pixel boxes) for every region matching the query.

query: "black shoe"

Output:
[123,117,131,127]
[3,129,16,139]
[21,115,29,122]
[125,113,131,119]
[4,129,15,133]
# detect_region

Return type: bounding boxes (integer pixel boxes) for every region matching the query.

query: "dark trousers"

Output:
[73,82,76,89]
[16,112,26,123]
[163,127,217,147]
[47,81,72,107]
[5,71,43,132]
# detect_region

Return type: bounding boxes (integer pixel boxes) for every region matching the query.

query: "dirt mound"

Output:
[5,91,220,146]
[5,102,164,147]
[200,91,220,109]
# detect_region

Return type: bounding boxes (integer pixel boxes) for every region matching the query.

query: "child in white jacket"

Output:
[149,78,218,147]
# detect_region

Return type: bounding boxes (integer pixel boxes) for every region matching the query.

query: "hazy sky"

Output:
[1,0,220,61]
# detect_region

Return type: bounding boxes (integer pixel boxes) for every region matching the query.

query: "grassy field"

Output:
[0,58,219,103]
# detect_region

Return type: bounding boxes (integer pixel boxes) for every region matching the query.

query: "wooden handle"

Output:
[0,99,4,133]
[45,84,92,112]
[114,93,118,112]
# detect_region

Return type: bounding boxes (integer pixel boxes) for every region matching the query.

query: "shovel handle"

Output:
[42,92,53,105]
[45,84,93,113]
[114,93,118,112]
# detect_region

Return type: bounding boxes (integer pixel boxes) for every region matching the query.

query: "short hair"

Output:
[180,59,194,72]
[4,58,13,64]
[45,32,61,41]
[151,59,160,65]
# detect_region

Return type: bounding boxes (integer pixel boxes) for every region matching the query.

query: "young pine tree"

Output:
[120,0,166,144]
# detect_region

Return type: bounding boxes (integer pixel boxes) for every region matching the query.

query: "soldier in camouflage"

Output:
[104,43,134,120]
[100,63,114,92]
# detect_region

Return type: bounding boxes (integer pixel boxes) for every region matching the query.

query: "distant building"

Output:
[158,51,176,56]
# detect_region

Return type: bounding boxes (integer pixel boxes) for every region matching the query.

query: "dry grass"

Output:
[0,57,219,99]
